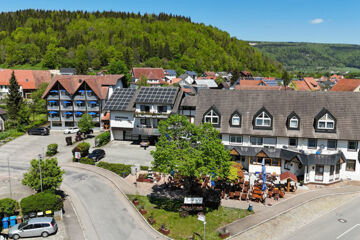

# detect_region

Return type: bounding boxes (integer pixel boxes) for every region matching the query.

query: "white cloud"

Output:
[310,18,324,24]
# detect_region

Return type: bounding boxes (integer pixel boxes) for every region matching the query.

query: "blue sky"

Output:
[2,0,360,44]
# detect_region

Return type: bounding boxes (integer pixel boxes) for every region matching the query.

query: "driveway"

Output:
[99,141,154,166]
[62,167,154,240]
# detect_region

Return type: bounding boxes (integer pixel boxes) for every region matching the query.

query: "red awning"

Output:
[102,112,110,121]
[280,171,298,183]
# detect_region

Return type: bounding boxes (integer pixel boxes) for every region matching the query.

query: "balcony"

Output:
[62,115,74,121]
[132,127,160,136]
[59,90,71,100]
[87,105,99,111]
[47,94,59,100]
[47,105,59,111]
[74,93,86,100]
[48,115,60,121]
[60,104,72,111]
[134,111,169,119]
[74,105,87,111]
[86,91,98,100]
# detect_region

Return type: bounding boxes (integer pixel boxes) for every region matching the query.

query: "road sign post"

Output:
[197,213,206,240]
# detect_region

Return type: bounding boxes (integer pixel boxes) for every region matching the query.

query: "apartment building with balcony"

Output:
[104,87,182,142]
[43,74,126,129]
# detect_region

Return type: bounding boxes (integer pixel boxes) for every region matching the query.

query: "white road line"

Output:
[336,224,360,239]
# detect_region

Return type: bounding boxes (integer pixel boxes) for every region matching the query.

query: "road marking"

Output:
[336,224,360,239]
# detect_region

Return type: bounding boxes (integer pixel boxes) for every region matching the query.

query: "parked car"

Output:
[27,127,49,136]
[88,149,105,162]
[77,129,94,136]
[8,217,57,239]
[63,127,79,134]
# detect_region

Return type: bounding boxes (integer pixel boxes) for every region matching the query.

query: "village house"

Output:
[0,69,51,98]
[183,89,360,185]
[130,67,165,88]
[0,107,7,132]
[329,74,344,82]
[164,69,177,82]
[330,79,360,92]
[42,74,126,129]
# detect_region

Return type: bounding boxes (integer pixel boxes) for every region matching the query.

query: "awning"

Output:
[63,101,71,104]
[50,90,58,93]
[280,172,298,183]
[88,112,96,115]
[89,101,97,104]
[48,100,57,103]
[78,90,85,93]
[49,111,58,114]
[76,101,84,103]
[65,112,73,115]
[75,112,83,115]
[86,90,92,92]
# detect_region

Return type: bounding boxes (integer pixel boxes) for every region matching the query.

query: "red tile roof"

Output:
[330,79,360,92]
[0,69,51,90]
[303,77,320,91]
[238,80,267,86]
[102,112,110,121]
[169,78,182,85]
[291,80,311,91]
[280,171,298,183]
[132,68,165,80]
[235,85,291,91]
[330,74,344,82]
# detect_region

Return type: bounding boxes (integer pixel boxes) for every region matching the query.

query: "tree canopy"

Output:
[151,115,231,179]
[78,113,95,133]
[0,10,283,76]
[6,71,23,127]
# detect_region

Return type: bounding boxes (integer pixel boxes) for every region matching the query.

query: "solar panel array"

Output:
[104,88,136,110]
[135,87,178,104]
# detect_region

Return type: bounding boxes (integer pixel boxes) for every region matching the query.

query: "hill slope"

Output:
[252,41,360,73]
[0,10,282,76]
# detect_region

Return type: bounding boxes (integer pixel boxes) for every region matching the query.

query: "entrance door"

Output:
[315,165,324,182]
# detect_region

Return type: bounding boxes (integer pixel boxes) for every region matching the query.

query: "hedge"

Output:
[97,162,132,177]
[79,157,95,165]
[46,143,58,156]
[20,192,63,213]
[0,198,19,216]
[95,131,110,147]
[72,142,90,158]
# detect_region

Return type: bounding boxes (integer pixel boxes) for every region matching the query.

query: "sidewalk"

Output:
[225,185,360,238]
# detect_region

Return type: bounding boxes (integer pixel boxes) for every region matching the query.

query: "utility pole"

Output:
[7,156,12,198]
[38,154,43,192]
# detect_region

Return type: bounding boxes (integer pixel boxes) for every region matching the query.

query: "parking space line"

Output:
[336,224,360,239]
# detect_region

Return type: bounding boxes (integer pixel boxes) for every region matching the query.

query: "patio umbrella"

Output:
[261,158,266,191]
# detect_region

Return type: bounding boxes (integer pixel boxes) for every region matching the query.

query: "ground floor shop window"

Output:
[315,165,324,181]
[52,122,62,127]
[65,122,74,127]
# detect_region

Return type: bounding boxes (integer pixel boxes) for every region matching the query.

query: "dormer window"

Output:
[203,106,221,127]
[289,117,298,128]
[256,112,271,127]
[230,111,241,127]
[314,108,336,133]
[287,112,300,130]
[318,113,334,129]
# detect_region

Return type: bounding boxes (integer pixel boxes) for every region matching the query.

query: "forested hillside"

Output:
[253,41,360,73]
[0,10,283,76]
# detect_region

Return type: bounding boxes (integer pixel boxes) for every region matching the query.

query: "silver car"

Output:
[8,217,57,239]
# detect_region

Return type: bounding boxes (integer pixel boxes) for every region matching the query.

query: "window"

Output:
[289,116,299,129]
[330,165,334,176]
[230,135,242,144]
[336,163,340,174]
[308,139,317,149]
[289,138,298,147]
[315,165,324,175]
[346,160,356,172]
[348,141,358,151]
[284,161,291,170]
[204,109,219,125]
[157,106,167,113]
[250,136,263,145]
[318,113,335,130]
[263,137,276,146]
[232,114,240,126]
[140,105,150,112]
[255,112,271,127]
[327,140,337,150]
[23,224,33,230]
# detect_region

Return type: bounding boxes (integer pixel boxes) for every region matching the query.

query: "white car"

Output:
[63,127,80,134]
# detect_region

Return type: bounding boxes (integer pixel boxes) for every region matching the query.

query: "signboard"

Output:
[197,214,205,222]
[75,152,81,160]
[184,197,203,204]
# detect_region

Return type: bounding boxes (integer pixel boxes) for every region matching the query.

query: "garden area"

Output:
[128,195,252,239]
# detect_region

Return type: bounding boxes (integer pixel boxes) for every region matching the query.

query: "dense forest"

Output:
[0,9,283,76]
[253,41,360,73]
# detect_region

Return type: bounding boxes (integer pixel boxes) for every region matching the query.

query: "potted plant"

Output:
[132,198,139,206]
[139,205,147,215]
[147,213,156,225]
[219,227,230,239]
[159,223,170,235]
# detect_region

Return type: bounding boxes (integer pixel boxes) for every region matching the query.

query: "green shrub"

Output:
[20,192,63,213]
[95,131,110,147]
[0,198,19,216]
[46,143,58,156]
[97,162,132,177]
[79,157,95,165]
[140,166,149,171]
[72,142,91,157]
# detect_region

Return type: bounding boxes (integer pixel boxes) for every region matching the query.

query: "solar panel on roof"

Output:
[104,88,136,111]
[134,87,178,104]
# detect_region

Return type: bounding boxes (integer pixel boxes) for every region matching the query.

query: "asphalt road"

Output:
[284,196,360,240]
[62,167,154,240]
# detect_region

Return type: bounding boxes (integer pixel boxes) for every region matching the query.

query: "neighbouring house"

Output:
[0,107,7,132]
[42,74,126,129]
[164,69,177,82]
[184,71,197,80]
[179,73,195,85]
[195,79,218,89]
[60,68,76,75]
[130,68,165,88]
[240,71,253,78]
[201,71,216,80]
[168,78,183,86]
[105,87,182,142]
[235,85,291,91]
[319,76,328,82]
[290,78,320,91]
[0,69,51,98]
[187,89,360,184]
[329,74,344,83]
[303,77,321,91]
[330,79,360,92]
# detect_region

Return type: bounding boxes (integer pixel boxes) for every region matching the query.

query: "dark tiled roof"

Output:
[194,89,360,140]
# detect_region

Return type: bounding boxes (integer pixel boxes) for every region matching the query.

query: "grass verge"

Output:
[128,194,252,240]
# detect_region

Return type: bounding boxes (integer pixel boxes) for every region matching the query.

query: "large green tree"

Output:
[30,82,48,120]
[22,158,65,192]
[6,71,23,126]
[78,113,95,134]
[151,115,231,180]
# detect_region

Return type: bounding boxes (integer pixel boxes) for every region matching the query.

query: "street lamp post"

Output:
[7,156,12,198]
[38,154,43,192]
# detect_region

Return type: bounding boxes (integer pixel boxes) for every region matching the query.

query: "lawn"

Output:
[128,195,252,240]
